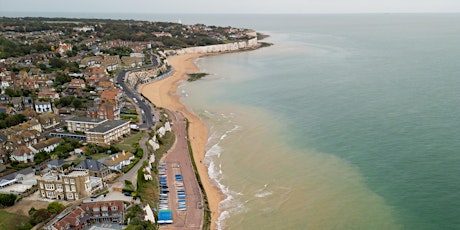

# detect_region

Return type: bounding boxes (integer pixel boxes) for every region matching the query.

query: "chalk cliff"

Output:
[166,37,259,55]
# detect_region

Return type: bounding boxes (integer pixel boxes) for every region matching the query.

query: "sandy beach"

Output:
[139,53,223,229]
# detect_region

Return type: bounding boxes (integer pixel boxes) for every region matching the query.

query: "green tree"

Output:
[30,209,51,225]
[0,194,17,207]
[71,98,83,109]
[47,201,64,214]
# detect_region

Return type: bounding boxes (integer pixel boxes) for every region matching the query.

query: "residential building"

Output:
[37,169,102,200]
[47,200,124,230]
[23,97,34,110]
[38,91,60,101]
[81,200,125,223]
[69,78,86,89]
[11,97,23,111]
[99,151,134,171]
[76,158,110,180]
[56,42,72,55]
[10,145,35,163]
[86,120,130,145]
[87,100,120,120]
[65,117,107,133]
[29,137,61,153]
[35,101,53,113]
[48,206,88,230]
[38,112,61,130]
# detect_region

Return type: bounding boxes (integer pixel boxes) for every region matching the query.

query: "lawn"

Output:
[90,153,109,160]
[0,210,30,230]
[115,131,144,153]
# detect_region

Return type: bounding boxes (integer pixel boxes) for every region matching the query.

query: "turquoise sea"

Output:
[178,14,460,230]
[3,12,460,229]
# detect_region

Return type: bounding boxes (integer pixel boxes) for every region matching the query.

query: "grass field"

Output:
[115,131,144,153]
[0,210,30,230]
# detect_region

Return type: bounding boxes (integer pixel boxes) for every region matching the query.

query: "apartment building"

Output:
[86,120,130,145]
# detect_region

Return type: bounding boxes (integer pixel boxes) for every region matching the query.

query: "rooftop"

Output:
[65,117,107,124]
[87,120,130,134]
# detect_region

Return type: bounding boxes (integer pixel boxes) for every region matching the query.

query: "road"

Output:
[116,131,150,188]
[160,110,203,230]
[116,70,155,130]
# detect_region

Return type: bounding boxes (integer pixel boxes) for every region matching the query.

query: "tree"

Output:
[0,194,17,207]
[47,201,64,214]
[30,209,51,225]
[71,98,83,109]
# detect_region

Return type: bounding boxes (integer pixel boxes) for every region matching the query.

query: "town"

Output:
[0,17,259,230]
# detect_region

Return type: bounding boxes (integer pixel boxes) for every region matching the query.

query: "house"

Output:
[37,169,102,200]
[10,145,35,163]
[101,55,122,72]
[35,101,53,113]
[121,56,143,67]
[46,159,67,171]
[85,120,130,145]
[49,206,88,230]
[87,100,120,120]
[23,97,34,110]
[76,158,110,180]
[12,97,23,111]
[81,56,103,68]
[69,78,86,89]
[65,117,107,133]
[38,112,61,130]
[0,94,10,105]
[80,200,125,223]
[56,42,72,55]
[38,91,60,101]
[99,151,134,171]
[0,127,45,153]
[29,137,61,153]
[47,200,124,230]
[101,88,122,103]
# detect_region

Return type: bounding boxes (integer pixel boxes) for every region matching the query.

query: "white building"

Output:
[35,101,53,113]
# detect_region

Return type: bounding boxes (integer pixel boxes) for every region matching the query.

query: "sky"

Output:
[1,0,460,14]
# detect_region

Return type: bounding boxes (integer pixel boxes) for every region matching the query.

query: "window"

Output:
[47,191,54,197]
[70,179,75,184]
[111,206,118,211]
[39,183,43,189]
[65,185,70,191]
[45,184,55,190]
[71,185,76,192]
[93,207,100,212]
[67,193,73,199]
[64,178,69,184]
[56,184,63,190]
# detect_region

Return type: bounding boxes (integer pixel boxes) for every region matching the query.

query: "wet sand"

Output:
[139,53,223,229]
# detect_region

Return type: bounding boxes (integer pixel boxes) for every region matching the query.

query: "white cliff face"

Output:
[166,38,259,55]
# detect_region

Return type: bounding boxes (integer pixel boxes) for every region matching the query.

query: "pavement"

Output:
[159,110,203,230]
[116,131,150,188]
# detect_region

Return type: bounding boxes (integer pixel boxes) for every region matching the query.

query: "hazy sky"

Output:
[1,0,460,14]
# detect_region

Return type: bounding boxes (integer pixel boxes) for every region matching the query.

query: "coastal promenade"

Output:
[141,53,222,230]
[159,110,203,229]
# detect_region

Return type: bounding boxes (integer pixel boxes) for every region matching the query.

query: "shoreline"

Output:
[139,53,223,229]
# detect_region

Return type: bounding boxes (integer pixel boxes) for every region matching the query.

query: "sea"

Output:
[3,12,460,229]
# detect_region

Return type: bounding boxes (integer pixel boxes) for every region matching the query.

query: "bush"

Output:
[0,193,17,207]
[30,209,51,225]
[47,201,64,214]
